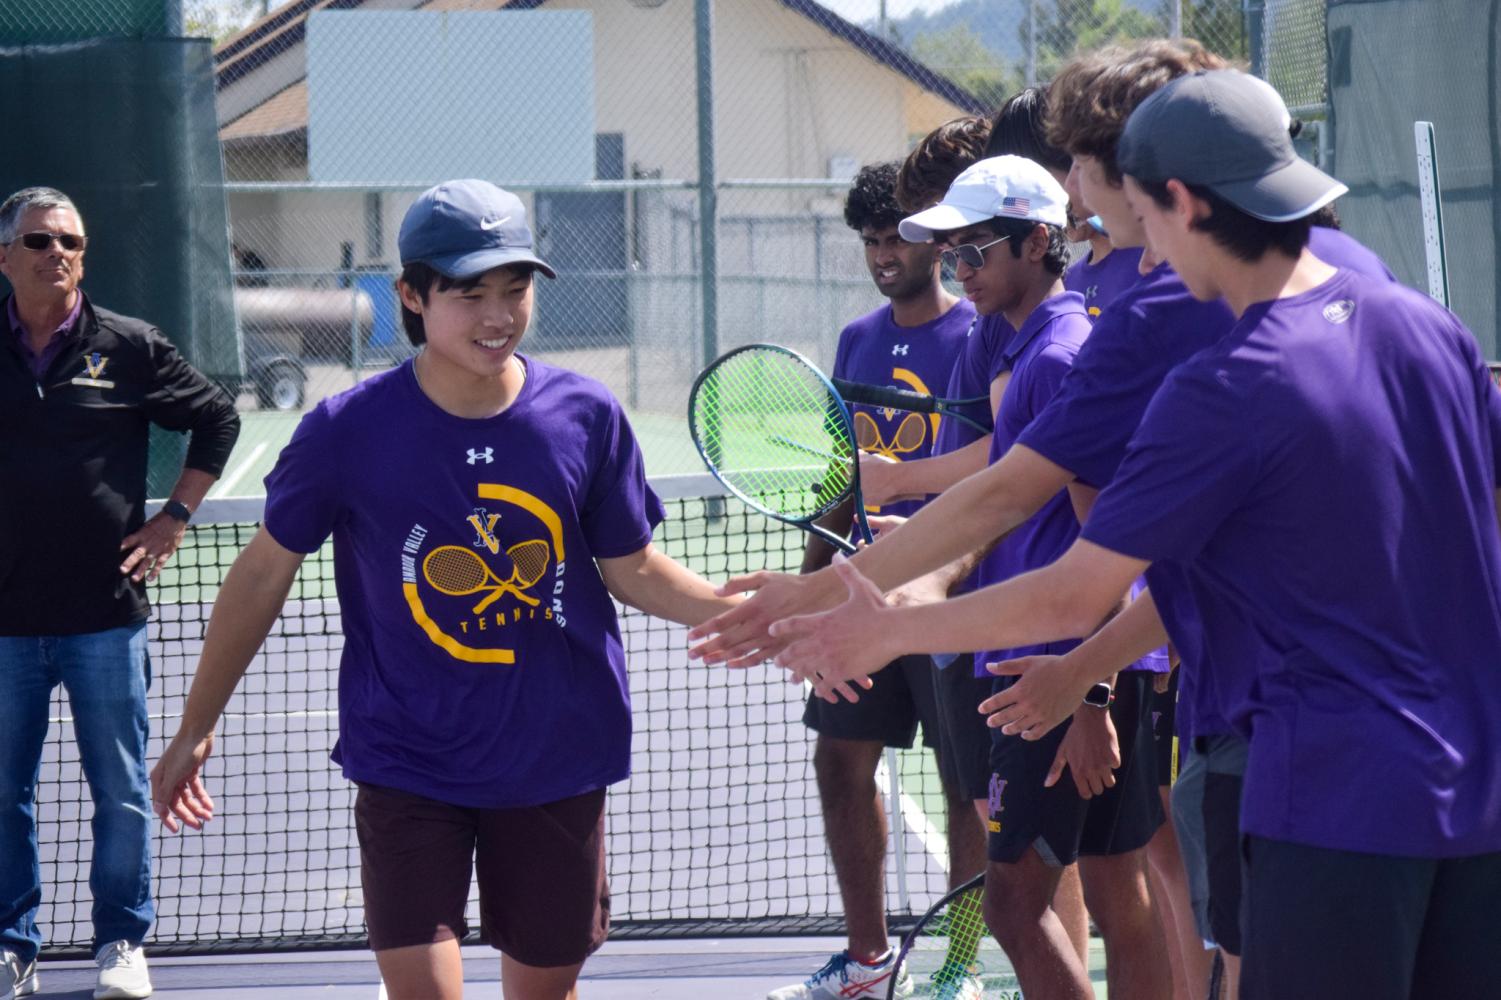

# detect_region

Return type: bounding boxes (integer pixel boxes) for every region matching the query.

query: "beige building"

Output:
[215,0,983,407]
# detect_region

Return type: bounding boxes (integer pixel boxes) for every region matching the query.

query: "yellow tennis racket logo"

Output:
[854,410,927,460]
[422,540,551,614]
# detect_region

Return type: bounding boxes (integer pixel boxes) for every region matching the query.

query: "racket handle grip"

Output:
[832,379,939,414]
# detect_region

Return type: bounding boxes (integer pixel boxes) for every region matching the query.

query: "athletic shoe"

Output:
[930,971,985,1000]
[0,949,39,1000]
[766,950,914,1000]
[94,940,152,999]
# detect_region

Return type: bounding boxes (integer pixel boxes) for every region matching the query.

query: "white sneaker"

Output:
[930,969,985,1000]
[94,940,152,999]
[767,950,913,1000]
[0,948,39,1000]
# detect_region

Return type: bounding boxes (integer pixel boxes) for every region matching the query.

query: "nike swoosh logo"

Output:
[479,216,512,230]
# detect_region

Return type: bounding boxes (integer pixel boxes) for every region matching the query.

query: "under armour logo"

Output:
[1086,284,1099,299]
[891,344,909,356]
[466,447,494,465]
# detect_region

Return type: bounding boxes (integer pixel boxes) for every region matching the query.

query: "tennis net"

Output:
[36,476,955,957]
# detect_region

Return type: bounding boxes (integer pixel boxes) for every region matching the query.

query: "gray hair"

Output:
[0,187,81,245]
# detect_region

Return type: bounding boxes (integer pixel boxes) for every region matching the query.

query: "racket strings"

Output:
[692,349,857,519]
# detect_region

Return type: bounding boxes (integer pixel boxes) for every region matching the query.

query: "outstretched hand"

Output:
[1047,708,1120,797]
[688,567,842,667]
[150,732,217,833]
[769,555,893,703]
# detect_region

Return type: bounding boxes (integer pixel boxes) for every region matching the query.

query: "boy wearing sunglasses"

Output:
[893,156,1173,1000]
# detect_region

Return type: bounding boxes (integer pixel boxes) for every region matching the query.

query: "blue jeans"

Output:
[0,623,154,963]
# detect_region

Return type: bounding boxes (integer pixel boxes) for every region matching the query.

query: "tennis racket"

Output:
[688,343,873,554]
[889,873,1020,999]
[832,377,993,435]
[422,540,552,613]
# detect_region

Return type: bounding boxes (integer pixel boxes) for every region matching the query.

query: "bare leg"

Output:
[814,735,890,961]
[501,953,583,1000]
[1053,863,1090,966]
[983,852,1095,1000]
[1147,788,1213,1000]
[1078,849,1172,1000]
[376,940,464,1000]
[1222,953,1241,1000]
[940,769,986,887]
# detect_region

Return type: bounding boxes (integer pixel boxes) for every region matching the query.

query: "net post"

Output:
[885,746,912,914]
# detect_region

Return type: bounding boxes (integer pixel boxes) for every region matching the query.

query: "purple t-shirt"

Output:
[1174,229,1401,740]
[834,300,975,520]
[1308,225,1396,282]
[973,293,1091,678]
[932,311,1012,456]
[262,357,664,809]
[1084,270,1501,856]
[1063,246,1145,322]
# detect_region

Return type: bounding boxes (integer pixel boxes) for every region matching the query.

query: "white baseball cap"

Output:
[899,155,1069,242]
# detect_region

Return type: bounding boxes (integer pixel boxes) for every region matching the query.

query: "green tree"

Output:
[1177,0,1249,63]
[1027,0,1166,81]
[184,0,267,43]
[911,22,1023,111]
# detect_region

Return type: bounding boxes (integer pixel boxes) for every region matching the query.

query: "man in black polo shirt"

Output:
[0,186,239,1000]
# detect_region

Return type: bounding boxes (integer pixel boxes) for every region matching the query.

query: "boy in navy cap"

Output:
[768,70,1501,1000]
[151,179,741,999]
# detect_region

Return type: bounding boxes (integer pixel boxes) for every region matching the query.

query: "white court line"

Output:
[876,757,950,875]
[211,441,268,499]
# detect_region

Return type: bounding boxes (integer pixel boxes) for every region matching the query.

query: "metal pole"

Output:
[694,0,719,366]
[1171,0,1182,38]
[1026,0,1037,86]
[1244,0,1267,77]
[164,0,183,35]
[885,748,911,913]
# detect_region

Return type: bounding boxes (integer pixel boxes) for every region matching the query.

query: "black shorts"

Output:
[931,655,996,802]
[1241,837,1501,1000]
[803,653,941,749]
[1150,670,1179,786]
[1199,733,1248,956]
[986,670,1164,866]
[355,783,609,967]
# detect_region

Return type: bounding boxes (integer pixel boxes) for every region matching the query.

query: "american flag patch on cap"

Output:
[1001,196,1031,215]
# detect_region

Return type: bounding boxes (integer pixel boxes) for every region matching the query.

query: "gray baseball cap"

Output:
[398,179,556,279]
[1118,70,1347,223]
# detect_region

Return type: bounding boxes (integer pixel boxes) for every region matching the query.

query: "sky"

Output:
[817,0,965,22]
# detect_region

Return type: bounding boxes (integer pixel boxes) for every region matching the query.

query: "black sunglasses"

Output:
[15,231,86,253]
[940,235,1009,271]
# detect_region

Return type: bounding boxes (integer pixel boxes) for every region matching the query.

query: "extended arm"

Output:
[150,528,305,832]
[598,543,742,628]
[771,538,1148,702]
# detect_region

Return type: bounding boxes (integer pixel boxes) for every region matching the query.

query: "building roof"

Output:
[214,0,986,140]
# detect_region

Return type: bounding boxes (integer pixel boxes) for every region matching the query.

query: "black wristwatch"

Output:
[161,499,193,524]
[1082,682,1114,708]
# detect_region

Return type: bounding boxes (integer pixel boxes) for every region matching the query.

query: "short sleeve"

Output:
[580,398,665,559]
[1020,340,1077,421]
[1083,363,1261,564]
[263,403,344,554]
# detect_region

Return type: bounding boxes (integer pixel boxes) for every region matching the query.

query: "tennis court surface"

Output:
[31,478,1099,995]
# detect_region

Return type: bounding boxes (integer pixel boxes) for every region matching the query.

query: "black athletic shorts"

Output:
[930,655,995,802]
[986,670,1164,866]
[803,653,941,749]
[1241,837,1501,1000]
[1199,733,1248,956]
[1150,670,1179,786]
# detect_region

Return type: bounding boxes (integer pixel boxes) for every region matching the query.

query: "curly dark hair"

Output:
[894,116,993,213]
[843,161,904,233]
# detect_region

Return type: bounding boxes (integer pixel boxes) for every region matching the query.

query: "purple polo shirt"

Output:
[973,292,1092,678]
[1063,246,1145,321]
[1084,270,1501,856]
[8,294,83,378]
